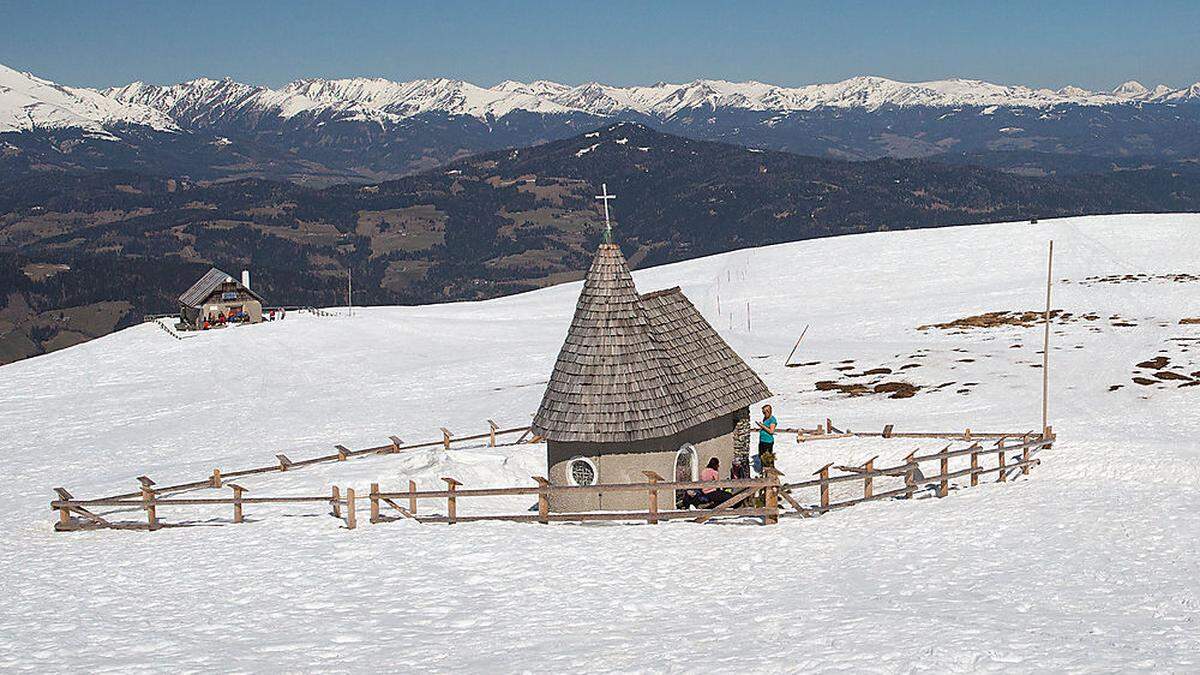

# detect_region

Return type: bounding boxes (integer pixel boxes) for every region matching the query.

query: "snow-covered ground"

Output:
[2,214,1199,672]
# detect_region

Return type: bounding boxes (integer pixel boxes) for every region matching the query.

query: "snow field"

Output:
[2,213,1199,671]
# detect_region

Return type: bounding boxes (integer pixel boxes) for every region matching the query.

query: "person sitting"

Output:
[684,457,731,509]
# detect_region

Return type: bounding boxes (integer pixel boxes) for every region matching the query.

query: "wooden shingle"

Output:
[532,244,771,443]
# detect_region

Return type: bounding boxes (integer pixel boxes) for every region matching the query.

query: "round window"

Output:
[569,457,597,486]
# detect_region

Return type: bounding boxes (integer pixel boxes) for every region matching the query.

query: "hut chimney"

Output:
[241,270,251,290]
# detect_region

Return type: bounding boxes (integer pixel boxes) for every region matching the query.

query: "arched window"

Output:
[568,457,597,486]
[675,443,698,483]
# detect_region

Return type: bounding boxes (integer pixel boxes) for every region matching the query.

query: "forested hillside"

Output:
[3,122,1200,364]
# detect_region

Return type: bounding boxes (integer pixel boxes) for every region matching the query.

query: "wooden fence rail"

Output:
[49,425,1054,533]
[71,424,535,504]
[779,430,1054,517]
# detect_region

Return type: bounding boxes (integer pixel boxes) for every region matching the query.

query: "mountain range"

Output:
[5,63,1200,183]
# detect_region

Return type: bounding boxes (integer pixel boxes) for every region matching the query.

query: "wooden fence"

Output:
[48,425,1054,533]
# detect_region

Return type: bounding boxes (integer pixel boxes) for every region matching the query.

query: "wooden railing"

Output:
[49,426,1054,533]
[56,421,536,505]
[778,430,1054,516]
[51,472,784,531]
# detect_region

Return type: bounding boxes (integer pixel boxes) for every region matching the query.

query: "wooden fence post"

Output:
[764,468,781,524]
[813,462,833,511]
[997,439,1007,483]
[863,456,876,498]
[346,488,357,529]
[442,477,462,524]
[409,479,418,514]
[533,476,550,524]
[230,484,246,523]
[336,445,351,461]
[389,435,403,453]
[141,486,158,530]
[276,454,293,471]
[1021,432,1032,476]
[488,420,499,447]
[904,451,918,499]
[970,446,980,487]
[938,444,950,497]
[440,428,453,451]
[642,471,663,524]
[370,483,380,523]
[331,486,342,519]
[54,487,72,529]
[211,468,222,488]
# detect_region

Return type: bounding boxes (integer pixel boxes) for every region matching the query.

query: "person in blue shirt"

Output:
[755,404,778,473]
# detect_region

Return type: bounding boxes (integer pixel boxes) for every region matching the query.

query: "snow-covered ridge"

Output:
[0,63,178,136]
[5,59,1200,136]
[102,73,1200,122]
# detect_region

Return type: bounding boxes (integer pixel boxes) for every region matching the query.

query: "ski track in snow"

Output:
[2,214,1199,672]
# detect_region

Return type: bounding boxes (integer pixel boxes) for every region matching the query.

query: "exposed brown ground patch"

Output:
[1074,272,1200,286]
[918,310,1063,331]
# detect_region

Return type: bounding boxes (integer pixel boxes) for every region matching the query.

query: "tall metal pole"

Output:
[1042,240,1053,434]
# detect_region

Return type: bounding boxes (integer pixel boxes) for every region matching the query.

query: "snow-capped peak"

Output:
[0,63,178,137]
[5,61,1200,140]
[1112,80,1150,98]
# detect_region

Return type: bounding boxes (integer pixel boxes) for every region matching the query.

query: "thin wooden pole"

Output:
[370,483,380,524]
[970,448,980,487]
[1042,240,1054,434]
[331,486,342,519]
[211,468,222,488]
[408,479,418,514]
[784,324,809,366]
[346,488,357,529]
[997,439,1008,483]
[488,420,499,447]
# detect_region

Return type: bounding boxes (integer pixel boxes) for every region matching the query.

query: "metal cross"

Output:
[595,182,616,243]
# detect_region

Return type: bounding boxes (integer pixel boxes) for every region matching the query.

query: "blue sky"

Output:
[2,0,1198,89]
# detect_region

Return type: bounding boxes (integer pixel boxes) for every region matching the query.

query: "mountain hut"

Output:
[531,243,771,512]
[178,268,265,330]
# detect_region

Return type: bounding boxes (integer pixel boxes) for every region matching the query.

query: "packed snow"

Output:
[2,214,1199,671]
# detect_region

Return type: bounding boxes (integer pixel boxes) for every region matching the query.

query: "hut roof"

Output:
[532,244,771,443]
[179,267,263,308]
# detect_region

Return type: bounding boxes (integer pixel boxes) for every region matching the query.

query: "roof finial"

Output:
[595,182,616,244]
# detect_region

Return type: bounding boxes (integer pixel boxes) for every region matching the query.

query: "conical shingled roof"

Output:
[532,244,771,443]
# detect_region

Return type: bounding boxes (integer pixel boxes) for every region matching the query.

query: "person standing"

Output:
[752,404,778,507]
[755,404,778,473]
